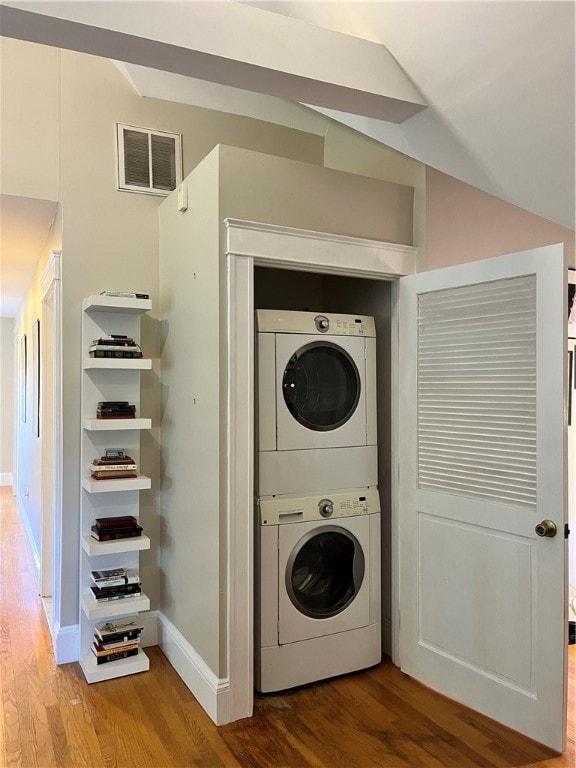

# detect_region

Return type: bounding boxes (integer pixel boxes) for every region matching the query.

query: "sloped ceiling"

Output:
[0,0,574,316]
[241,1,575,229]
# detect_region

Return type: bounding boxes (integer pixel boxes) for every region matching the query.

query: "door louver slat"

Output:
[417,275,537,509]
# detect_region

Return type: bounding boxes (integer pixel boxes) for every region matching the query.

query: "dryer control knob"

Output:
[319,499,334,518]
[315,315,330,332]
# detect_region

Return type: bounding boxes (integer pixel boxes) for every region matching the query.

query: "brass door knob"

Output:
[535,519,557,538]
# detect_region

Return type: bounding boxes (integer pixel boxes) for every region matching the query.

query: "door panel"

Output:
[399,245,567,751]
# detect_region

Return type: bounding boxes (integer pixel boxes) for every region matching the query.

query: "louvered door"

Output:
[398,245,567,752]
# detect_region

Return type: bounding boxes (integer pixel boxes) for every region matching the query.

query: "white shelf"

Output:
[82,474,151,493]
[82,592,150,620]
[84,357,152,370]
[569,323,576,339]
[80,649,150,684]
[80,292,152,685]
[83,417,152,431]
[82,533,150,556]
[83,295,152,313]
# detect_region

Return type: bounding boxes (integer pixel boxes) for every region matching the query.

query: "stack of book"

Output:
[89,335,143,359]
[90,565,142,603]
[96,401,137,419]
[90,453,137,480]
[92,617,144,665]
[91,515,143,541]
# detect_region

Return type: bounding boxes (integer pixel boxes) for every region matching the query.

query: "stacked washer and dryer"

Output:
[255,310,382,693]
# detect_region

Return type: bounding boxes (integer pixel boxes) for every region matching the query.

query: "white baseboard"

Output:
[0,472,13,487]
[16,496,40,585]
[53,611,159,665]
[54,622,79,664]
[158,612,231,725]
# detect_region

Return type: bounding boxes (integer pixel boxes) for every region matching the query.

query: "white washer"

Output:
[255,488,381,693]
[257,310,378,495]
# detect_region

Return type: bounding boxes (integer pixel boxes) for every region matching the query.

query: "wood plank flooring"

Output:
[1,485,574,768]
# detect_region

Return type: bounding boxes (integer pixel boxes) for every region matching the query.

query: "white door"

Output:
[399,245,567,751]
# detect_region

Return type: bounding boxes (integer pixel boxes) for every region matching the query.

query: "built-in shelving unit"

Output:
[79,294,153,683]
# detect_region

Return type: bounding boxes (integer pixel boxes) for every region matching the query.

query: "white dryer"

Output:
[255,488,381,693]
[257,310,378,496]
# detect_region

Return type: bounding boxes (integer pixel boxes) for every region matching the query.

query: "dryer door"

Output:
[278,516,372,645]
[276,334,368,450]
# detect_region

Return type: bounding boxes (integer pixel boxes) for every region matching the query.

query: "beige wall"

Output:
[426,168,576,270]
[0,317,15,480]
[159,149,222,674]
[0,38,60,202]
[323,121,426,260]
[158,144,415,677]
[13,221,59,563]
[0,37,326,631]
[219,145,414,244]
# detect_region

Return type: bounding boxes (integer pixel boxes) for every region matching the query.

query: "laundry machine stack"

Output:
[255,310,382,693]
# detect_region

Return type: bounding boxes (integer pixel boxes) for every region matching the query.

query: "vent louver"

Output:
[117,124,181,196]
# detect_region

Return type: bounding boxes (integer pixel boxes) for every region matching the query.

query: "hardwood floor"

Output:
[1,485,574,768]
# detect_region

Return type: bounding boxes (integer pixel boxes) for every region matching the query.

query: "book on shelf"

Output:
[91,344,138,351]
[90,349,143,359]
[92,456,135,466]
[93,635,141,651]
[95,618,144,640]
[90,463,138,472]
[92,336,138,347]
[92,647,140,665]
[93,640,140,655]
[89,583,142,601]
[94,515,138,529]
[94,631,142,648]
[91,567,140,587]
[97,404,137,416]
[103,448,128,460]
[91,471,138,480]
[99,291,150,299]
[90,525,143,541]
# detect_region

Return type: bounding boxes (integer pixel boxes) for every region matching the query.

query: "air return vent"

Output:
[116,124,182,195]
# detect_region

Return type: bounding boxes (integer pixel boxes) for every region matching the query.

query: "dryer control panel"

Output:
[258,488,380,526]
[257,309,376,338]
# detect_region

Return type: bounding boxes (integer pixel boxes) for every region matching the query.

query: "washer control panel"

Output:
[258,488,380,526]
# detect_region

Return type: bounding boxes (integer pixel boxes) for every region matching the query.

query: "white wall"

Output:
[0,317,15,485]
[159,144,415,680]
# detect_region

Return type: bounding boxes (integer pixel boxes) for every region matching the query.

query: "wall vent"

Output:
[116,124,182,196]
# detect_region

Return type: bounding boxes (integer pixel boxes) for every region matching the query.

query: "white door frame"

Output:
[39,252,62,627]
[224,219,417,722]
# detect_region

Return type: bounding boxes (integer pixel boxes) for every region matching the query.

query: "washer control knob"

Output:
[315,315,330,332]
[319,499,334,518]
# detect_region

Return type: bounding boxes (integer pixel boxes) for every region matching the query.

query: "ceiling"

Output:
[1,0,574,317]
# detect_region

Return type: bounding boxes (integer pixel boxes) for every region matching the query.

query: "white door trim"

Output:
[224,219,416,722]
[39,251,62,636]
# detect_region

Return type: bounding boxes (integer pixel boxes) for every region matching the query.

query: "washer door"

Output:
[278,515,372,645]
[286,526,365,618]
[275,334,368,450]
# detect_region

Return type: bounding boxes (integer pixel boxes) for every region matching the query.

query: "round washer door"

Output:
[286,526,365,619]
[282,342,361,431]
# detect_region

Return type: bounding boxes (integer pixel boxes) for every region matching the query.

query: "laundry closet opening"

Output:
[253,265,396,692]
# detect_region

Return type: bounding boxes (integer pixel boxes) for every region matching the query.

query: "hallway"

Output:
[1,486,574,768]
